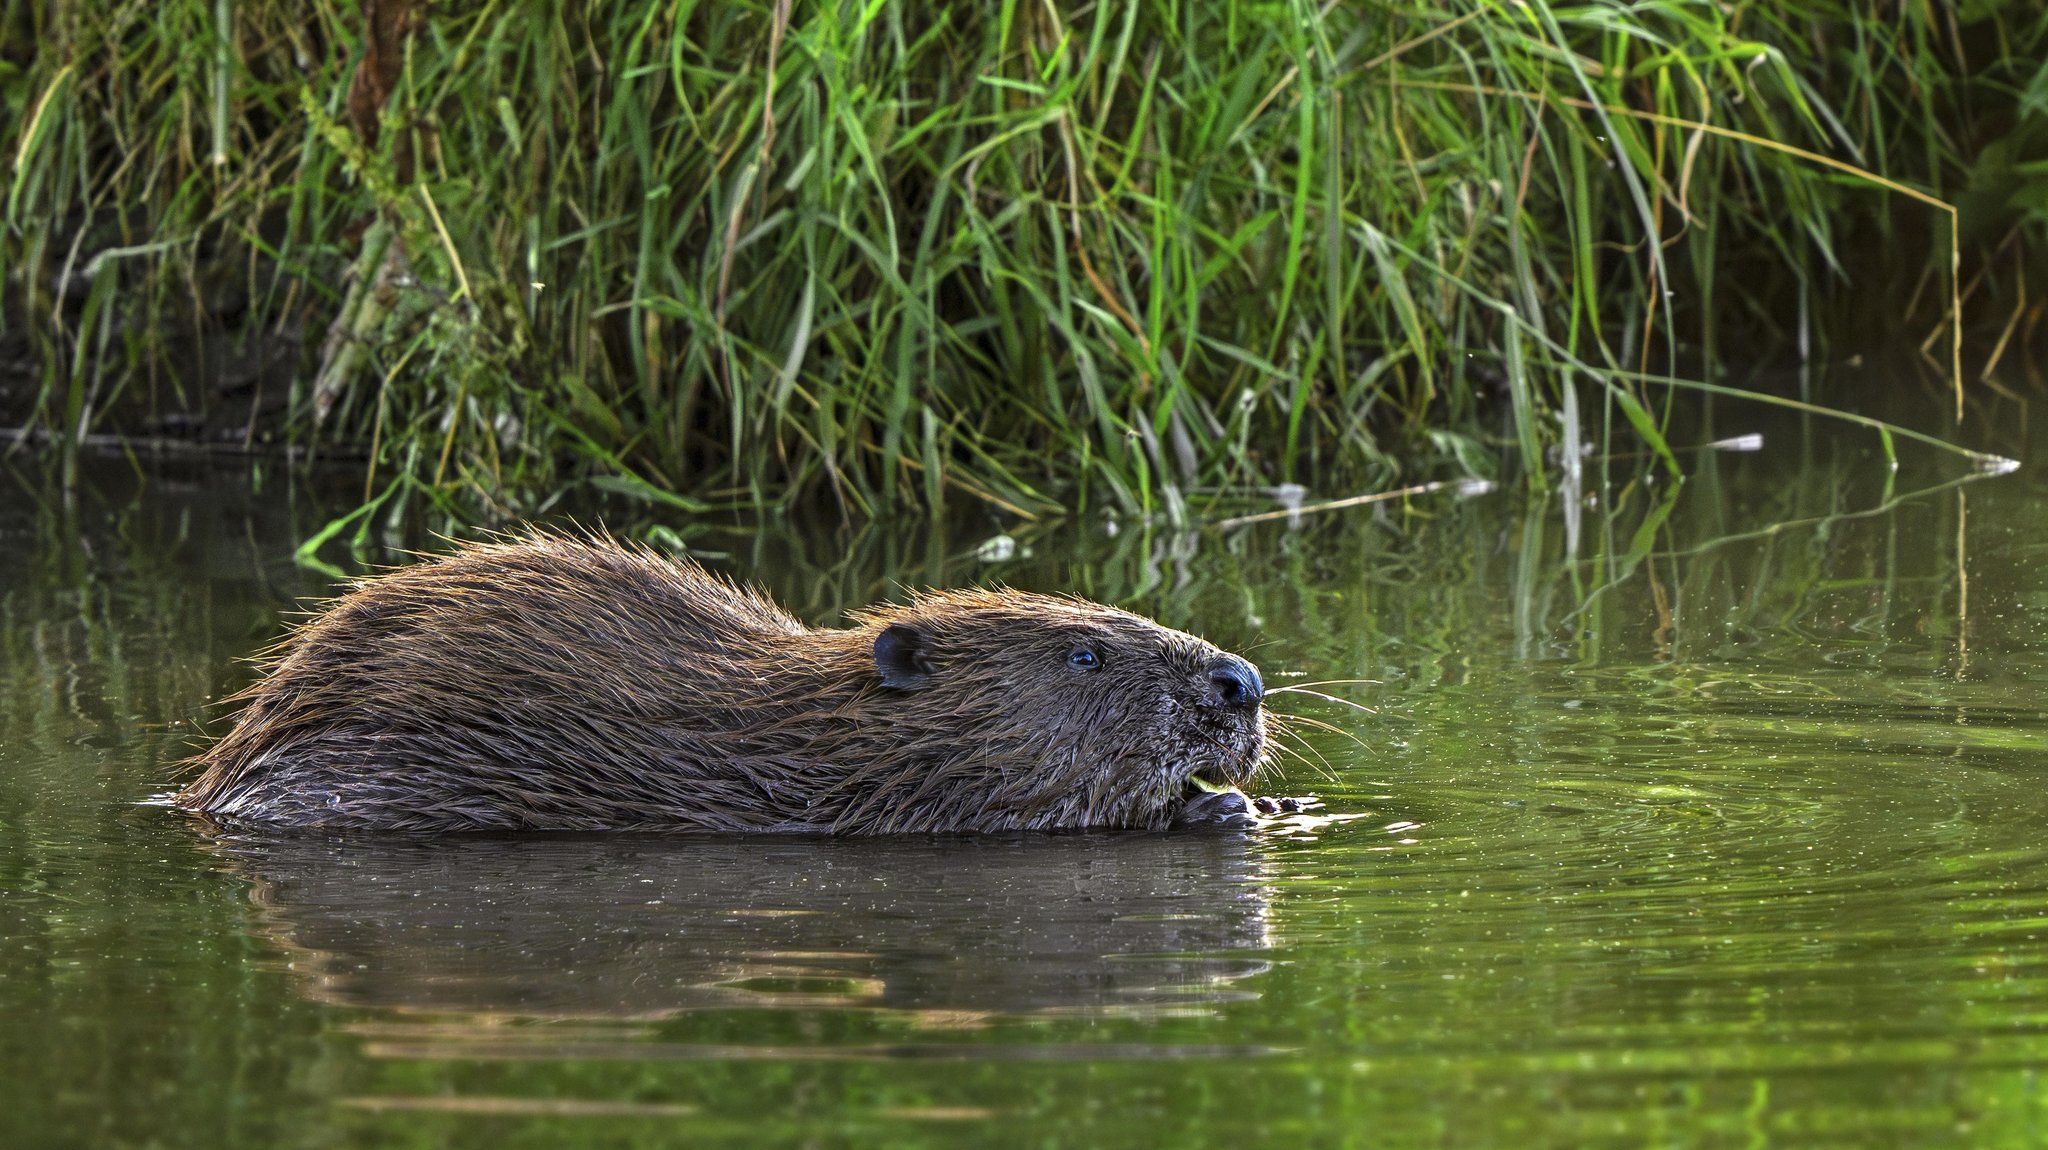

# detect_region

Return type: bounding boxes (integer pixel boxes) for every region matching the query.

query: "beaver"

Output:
[174,532,1275,833]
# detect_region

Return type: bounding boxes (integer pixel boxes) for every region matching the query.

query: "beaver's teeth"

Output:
[1187,774,1233,795]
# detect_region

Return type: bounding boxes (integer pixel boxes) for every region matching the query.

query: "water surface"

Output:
[5,419,2048,1148]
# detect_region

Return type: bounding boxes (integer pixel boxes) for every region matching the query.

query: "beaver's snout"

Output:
[1202,653,1264,711]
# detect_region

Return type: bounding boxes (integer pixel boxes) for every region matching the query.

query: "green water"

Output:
[5,427,2048,1148]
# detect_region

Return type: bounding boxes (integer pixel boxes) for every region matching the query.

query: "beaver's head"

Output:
[851,590,1271,831]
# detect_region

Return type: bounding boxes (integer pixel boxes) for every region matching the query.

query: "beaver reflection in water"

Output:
[175,533,1276,833]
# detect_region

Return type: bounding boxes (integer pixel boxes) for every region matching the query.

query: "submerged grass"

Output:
[1,1,2041,526]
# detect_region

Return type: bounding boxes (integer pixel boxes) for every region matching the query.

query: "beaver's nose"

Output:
[1203,654,1264,710]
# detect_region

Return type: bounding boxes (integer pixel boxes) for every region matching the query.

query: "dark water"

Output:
[6,416,2048,1148]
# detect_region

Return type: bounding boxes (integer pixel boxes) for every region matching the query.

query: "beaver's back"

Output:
[176,536,843,830]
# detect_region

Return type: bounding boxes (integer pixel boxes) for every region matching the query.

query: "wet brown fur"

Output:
[174,533,1271,833]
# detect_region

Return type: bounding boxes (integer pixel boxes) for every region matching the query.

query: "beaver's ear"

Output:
[873,623,935,690]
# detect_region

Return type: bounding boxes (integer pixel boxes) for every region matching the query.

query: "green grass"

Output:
[2,1,2041,526]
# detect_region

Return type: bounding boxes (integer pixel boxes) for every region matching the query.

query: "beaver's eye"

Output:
[1066,646,1102,671]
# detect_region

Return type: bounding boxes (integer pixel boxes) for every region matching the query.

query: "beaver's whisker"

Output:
[1270,717,1330,757]
[1269,744,1318,769]
[1271,678,1383,690]
[1268,710,1371,752]
[1263,686,1378,716]
[1268,724,1338,782]
[1268,736,1332,783]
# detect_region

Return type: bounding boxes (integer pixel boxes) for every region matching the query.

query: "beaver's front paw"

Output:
[1251,794,1322,816]
[1177,787,1257,827]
